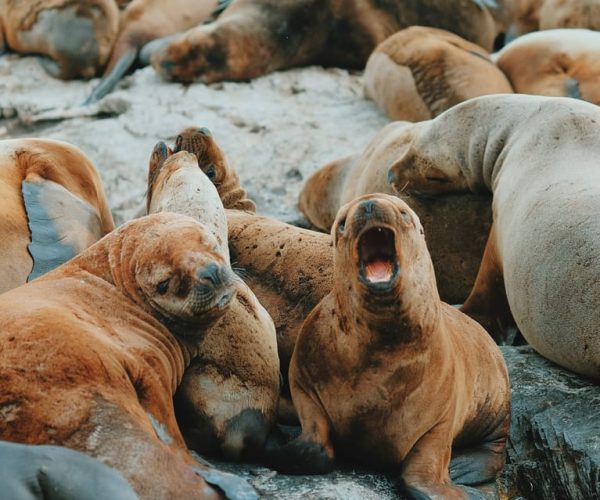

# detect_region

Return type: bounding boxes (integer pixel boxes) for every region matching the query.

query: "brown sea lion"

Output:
[150,0,497,84]
[494,29,600,105]
[0,138,114,295]
[86,0,230,103]
[0,212,257,499]
[0,0,119,79]
[271,194,510,500]
[539,0,600,31]
[387,94,600,378]
[147,142,280,460]
[298,121,492,304]
[364,26,513,122]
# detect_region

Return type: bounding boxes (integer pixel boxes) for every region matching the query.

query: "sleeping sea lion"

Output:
[298,121,492,304]
[0,138,114,294]
[0,212,256,499]
[387,94,600,378]
[271,194,510,500]
[364,26,513,121]
[147,142,280,460]
[0,0,119,79]
[150,0,498,84]
[494,29,600,105]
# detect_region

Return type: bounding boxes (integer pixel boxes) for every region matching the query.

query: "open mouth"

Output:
[357,226,399,288]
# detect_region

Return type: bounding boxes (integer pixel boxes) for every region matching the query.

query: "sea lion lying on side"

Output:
[0,212,256,499]
[364,26,513,121]
[298,121,492,304]
[387,94,600,378]
[0,0,119,79]
[0,138,114,294]
[494,29,600,105]
[271,194,510,499]
[147,142,280,460]
[150,0,498,84]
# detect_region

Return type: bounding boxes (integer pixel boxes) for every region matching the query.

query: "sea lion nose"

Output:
[360,199,376,216]
[197,127,211,137]
[196,262,222,286]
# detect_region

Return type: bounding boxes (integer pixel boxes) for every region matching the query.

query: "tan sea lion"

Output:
[0,0,119,79]
[271,194,510,500]
[298,121,492,304]
[364,26,513,122]
[0,212,257,499]
[0,138,114,295]
[539,0,600,31]
[494,29,600,105]
[150,0,497,84]
[147,142,280,460]
[387,94,600,378]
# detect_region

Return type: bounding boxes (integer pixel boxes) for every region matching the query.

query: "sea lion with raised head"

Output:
[0,0,119,79]
[271,194,510,499]
[0,212,256,499]
[364,26,512,122]
[0,138,114,294]
[151,0,497,84]
[147,142,280,461]
[387,94,600,378]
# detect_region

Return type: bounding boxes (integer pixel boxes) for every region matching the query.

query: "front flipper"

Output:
[22,179,103,281]
[450,442,506,486]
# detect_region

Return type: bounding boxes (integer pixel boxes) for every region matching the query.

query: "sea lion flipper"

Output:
[193,466,258,500]
[449,443,506,486]
[22,179,103,281]
[84,49,137,105]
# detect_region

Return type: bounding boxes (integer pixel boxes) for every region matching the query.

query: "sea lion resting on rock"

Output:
[150,0,497,84]
[147,142,280,460]
[0,212,256,499]
[298,121,492,304]
[273,194,510,499]
[387,94,600,379]
[494,29,600,105]
[364,26,512,122]
[0,138,114,294]
[0,0,119,79]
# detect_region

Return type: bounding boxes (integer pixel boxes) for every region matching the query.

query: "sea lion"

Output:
[271,194,510,500]
[364,26,513,122]
[86,0,231,103]
[147,142,280,460]
[150,0,497,84]
[298,121,492,304]
[0,0,119,79]
[0,138,114,294]
[0,212,257,499]
[387,94,600,378]
[539,0,600,31]
[494,29,600,105]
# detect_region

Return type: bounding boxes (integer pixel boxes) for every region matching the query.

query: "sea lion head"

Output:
[115,213,237,336]
[331,193,435,303]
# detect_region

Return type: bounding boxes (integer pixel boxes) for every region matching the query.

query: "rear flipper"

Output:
[84,48,137,104]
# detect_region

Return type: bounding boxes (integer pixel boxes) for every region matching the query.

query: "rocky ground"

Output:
[2,55,599,500]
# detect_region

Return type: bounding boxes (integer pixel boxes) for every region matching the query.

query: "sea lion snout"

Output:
[193,262,237,311]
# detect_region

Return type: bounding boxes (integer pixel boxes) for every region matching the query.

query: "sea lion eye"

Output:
[338,219,346,234]
[156,278,170,295]
[206,165,216,180]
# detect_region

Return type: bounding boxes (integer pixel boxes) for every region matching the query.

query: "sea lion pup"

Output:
[494,29,600,105]
[272,194,510,500]
[298,121,492,304]
[0,138,114,294]
[150,0,497,84]
[0,212,257,499]
[364,26,513,122]
[387,94,600,378]
[86,0,230,103]
[147,143,280,460]
[0,0,119,79]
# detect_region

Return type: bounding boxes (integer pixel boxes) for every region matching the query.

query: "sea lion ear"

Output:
[22,179,103,281]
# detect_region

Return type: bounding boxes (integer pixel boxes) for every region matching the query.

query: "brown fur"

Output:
[0,0,119,79]
[298,122,492,304]
[0,138,114,294]
[539,0,600,30]
[494,29,600,105]
[147,142,280,460]
[0,213,241,498]
[282,194,510,498]
[364,26,513,121]
[151,0,497,83]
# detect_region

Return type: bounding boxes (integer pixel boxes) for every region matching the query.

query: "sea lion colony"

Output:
[1,0,600,498]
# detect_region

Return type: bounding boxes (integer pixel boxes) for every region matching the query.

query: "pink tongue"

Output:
[365,260,392,283]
